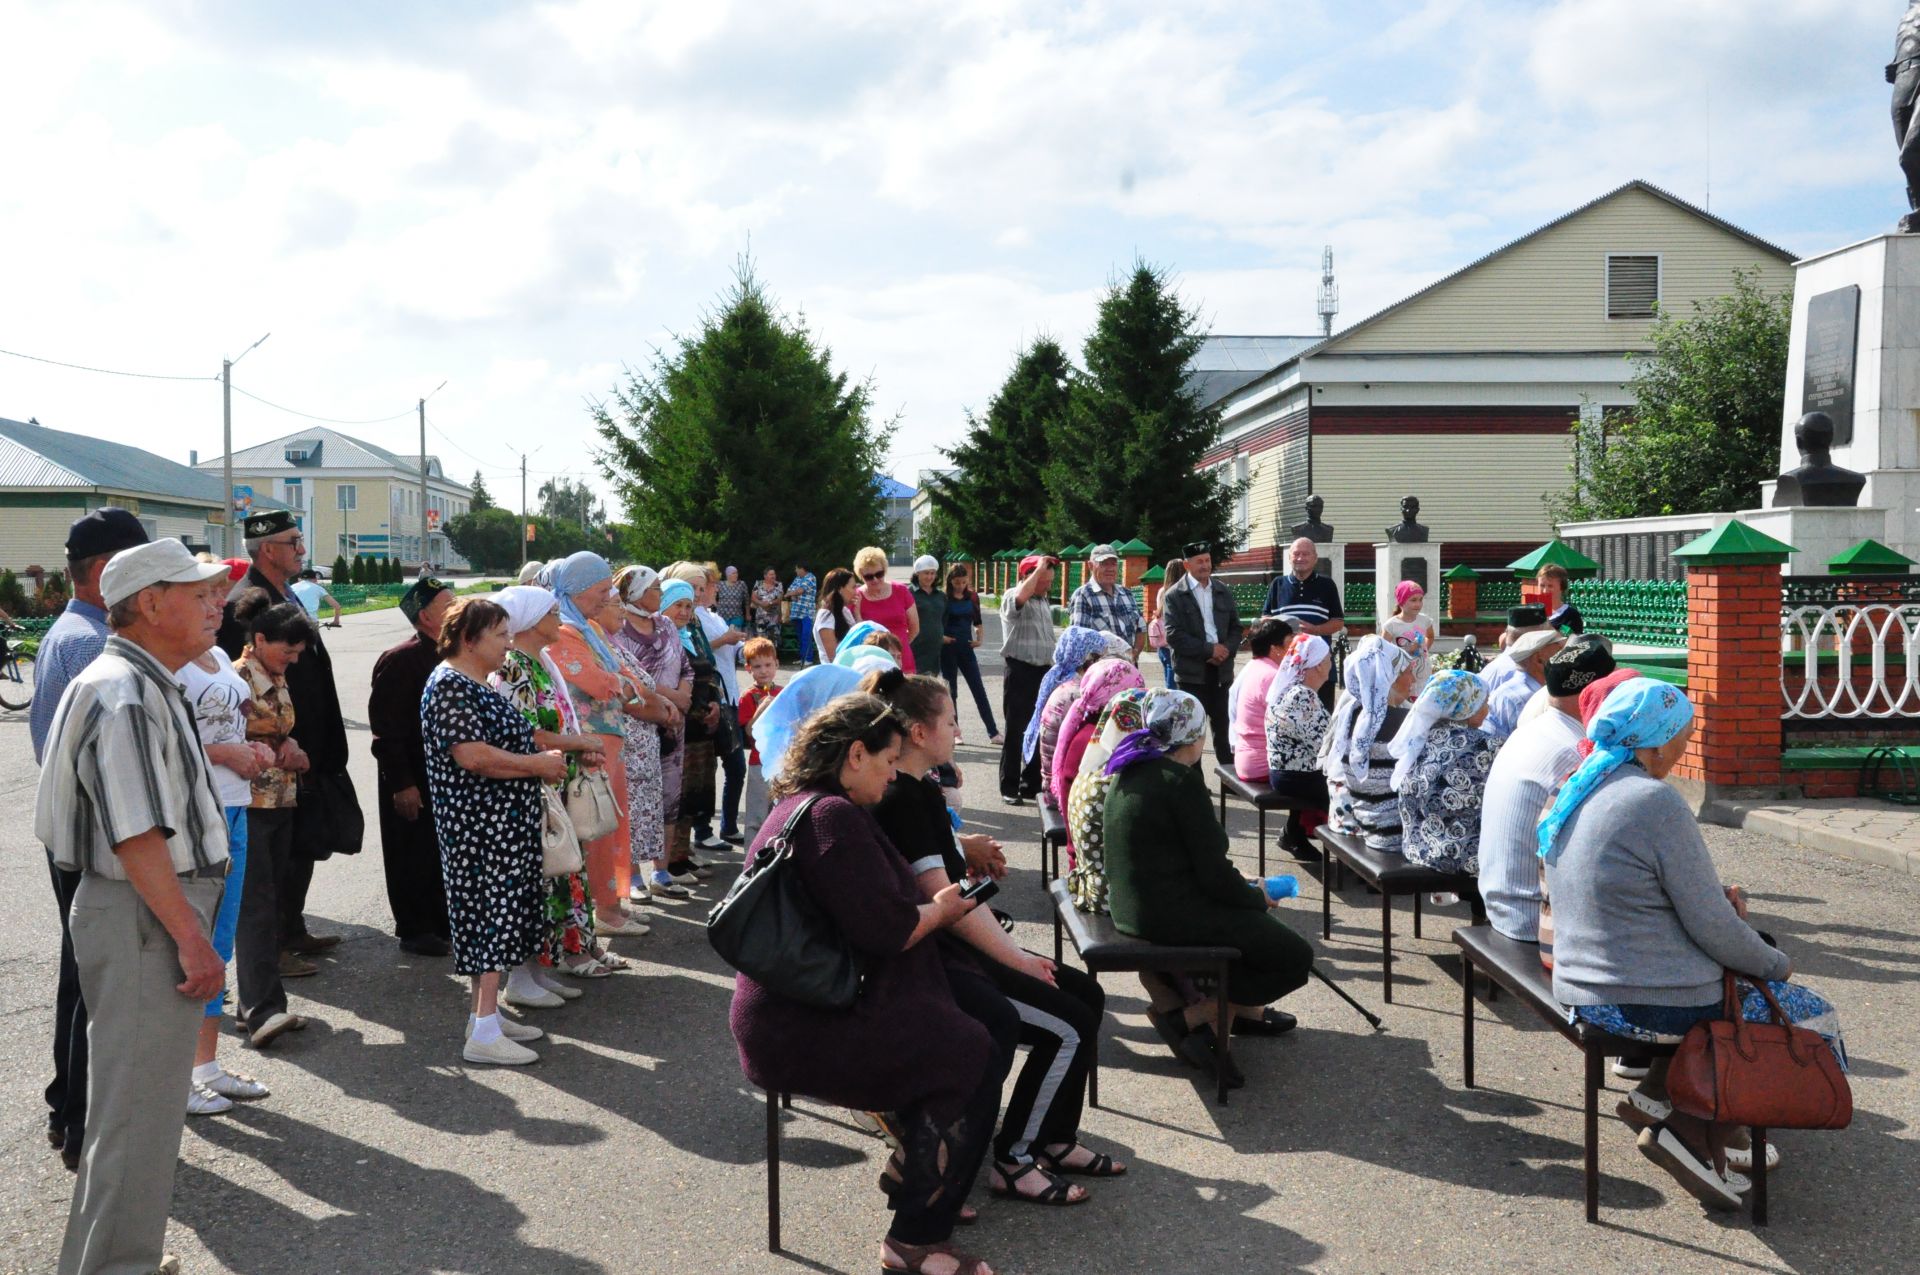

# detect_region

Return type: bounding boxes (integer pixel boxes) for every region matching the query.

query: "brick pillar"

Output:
[1121,553,1149,587]
[1446,578,1477,620]
[1670,521,1793,802]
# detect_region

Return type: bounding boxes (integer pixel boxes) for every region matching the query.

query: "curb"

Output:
[1702,799,1920,877]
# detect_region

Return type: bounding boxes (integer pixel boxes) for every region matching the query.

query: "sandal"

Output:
[988,1160,1088,1206]
[881,1238,992,1275]
[589,945,632,972]
[1039,1142,1126,1177]
[557,954,611,978]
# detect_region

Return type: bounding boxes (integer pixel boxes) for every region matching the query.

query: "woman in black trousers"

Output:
[938,566,1001,743]
[868,670,1124,1203]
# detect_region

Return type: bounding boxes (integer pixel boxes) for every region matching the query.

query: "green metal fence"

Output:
[1569,579,1688,648]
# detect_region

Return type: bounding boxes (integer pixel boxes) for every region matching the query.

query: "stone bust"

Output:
[1894,0,1920,232]
[1385,495,1429,543]
[1772,411,1867,508]
[1290,494,1334,543]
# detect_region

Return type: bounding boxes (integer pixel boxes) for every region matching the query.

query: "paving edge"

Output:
[1700,799,1920,877]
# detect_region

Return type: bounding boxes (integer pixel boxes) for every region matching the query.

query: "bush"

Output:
[0,569,26,616]
[331,554,351,583]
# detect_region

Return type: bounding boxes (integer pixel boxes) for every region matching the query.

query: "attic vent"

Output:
[284,438,321,465]
[1606,254,1660,320]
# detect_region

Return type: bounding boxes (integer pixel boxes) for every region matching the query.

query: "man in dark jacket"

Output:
[1161,542,1243,764]
[368,576,454,955]
[216,509,352,955]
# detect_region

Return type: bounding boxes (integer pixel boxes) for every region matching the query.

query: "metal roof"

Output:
[874,474,916,499]
[0,416,223,503]
[199,425,465,490]
[1188,335,1321,407]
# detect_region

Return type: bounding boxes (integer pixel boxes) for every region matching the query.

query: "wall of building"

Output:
[0,497,83,572]
[1309,428,1572,547]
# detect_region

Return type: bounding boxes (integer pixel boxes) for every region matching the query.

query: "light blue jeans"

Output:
[206,806,248,1017]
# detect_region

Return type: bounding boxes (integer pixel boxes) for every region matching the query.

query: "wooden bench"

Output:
[1048,878,1239,1106]
[1453,924,1770,1225]
[1317,824,1480,1003]
[1039,800,1068,884]
[1213,762,1299,876]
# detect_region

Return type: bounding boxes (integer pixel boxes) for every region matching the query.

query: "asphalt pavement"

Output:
[2,607,1917,1273]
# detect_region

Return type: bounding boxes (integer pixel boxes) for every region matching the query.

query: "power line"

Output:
[229,384,417,426]
[0,344,215,382]
[426,417,581,476]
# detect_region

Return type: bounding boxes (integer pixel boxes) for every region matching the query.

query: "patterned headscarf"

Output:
[833,620,888,667]
[1068,658,1147,734]
[490,585,558,638]
[1388,670,1490,790]
[1105,688,1208,775]
[1323,635,1414,787]
[1264,634,1330,711]
[554,551,617,668]
[1536,678,1695,864]
[755,663,867,781]
[618,564,661,607]
[1024,626,1113,763]
[1078,688,1151,779]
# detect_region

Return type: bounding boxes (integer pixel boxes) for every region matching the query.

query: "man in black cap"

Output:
[217,509,352,957]
[367,575,454,955]
[30,507,148,1171]
[1161,541,1243,763]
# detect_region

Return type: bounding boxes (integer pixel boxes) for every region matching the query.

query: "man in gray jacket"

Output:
[1160,541,1243,763]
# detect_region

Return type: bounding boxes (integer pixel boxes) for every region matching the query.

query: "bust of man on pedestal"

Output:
[1385,496,1429,543]
[1291,494,1334,544]
[1773,412,1867,508]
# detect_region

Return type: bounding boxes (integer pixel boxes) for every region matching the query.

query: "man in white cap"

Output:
[1068,543,1144,660]
[1482,627,1567,740]
[36,538,232,1275]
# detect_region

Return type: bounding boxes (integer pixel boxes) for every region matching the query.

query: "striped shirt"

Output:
[1475,706,1582,942]
[1264,571,1343,629]
[1068,581,1142,643]
[35,636,230,878]
[1000,591,1057,666]
[28,598,109,764]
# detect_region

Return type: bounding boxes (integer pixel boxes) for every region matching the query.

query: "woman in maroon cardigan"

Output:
[729,694,1006,1275]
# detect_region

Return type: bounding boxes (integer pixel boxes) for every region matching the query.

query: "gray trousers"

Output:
[60,872,222,1275]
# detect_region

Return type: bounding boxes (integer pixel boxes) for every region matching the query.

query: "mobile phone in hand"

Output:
[958,877,999,906]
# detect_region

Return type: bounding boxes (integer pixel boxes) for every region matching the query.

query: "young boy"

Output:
[737,637,784,844]
[1535,563,1585,635]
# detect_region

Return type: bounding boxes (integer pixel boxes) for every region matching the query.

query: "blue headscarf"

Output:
[1536,678,1694,864]
[1388,669,1490,790]
[658,579,697,653]
[1023,626,1113,764]
[755,663,867,781]
[833,620,887,667]
[554,551,617,669]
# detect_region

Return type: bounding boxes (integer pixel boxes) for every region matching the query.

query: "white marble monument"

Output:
[1374,541,1441,629]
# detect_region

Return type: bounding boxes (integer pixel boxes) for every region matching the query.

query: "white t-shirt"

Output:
[698,606,739,703]
[290,579,327,616]
[175,647,253,807]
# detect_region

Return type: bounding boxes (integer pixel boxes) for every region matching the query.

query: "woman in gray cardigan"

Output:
[1540,679,1845,1213]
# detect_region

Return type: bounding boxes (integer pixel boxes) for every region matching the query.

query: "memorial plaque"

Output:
[1801,286,1860,447]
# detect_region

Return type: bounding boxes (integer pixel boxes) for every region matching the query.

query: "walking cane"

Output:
[1311,965,1383,1031]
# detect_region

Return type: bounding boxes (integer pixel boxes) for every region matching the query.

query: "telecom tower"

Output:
[1317,245,1339,338]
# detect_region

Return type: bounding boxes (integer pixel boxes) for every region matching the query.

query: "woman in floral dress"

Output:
[750,568,785,646]
[1388,669,1495,876]
[612,565,693,901]
[593,588,672,901]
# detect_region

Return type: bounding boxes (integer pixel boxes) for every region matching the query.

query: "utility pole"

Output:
[221,332,270,555]
[418,397,428,573]
[520,453,528,526]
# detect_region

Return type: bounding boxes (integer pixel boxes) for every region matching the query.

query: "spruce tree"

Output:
[469,472,495,511]
[1046,263,1245,559]
[331,553,351,583]
[595,260,892,572]
[928,338,1071,554]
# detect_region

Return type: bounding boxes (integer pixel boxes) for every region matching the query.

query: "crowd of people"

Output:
[24,510,1849,1273]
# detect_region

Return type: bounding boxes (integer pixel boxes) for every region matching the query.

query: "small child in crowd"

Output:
[737,637,784,844]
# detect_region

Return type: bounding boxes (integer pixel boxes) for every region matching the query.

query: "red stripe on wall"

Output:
[1311,405,1576,436]
[1201,407,1308,466]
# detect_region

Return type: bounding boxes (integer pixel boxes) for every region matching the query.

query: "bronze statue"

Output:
[1290,494,1334,543]
[1772,412,1867,508]
[1894,0,1920,231]
[1385,495,1429,544]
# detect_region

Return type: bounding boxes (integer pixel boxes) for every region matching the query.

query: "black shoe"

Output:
[1175,1023,1246,1088]
[399,935,452,957]
[1001,794,1026,807]
[1231,1008,1298,1036]
[1147,1007,1190,1051]
[60,1132,81,1173]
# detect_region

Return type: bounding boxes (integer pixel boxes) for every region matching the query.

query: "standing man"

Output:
[289,567,343,628]
[216,510,350,956]
[1068,543,1145,660]
[30,508,148,1173]
[1264,538,1346,710]
[367,575,454,956]
[1161,541,1243,764]
[37,538,232,1275]
[785,560,818,665]
[998,553,1057,805]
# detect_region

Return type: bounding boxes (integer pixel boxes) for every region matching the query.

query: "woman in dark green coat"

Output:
[907,556,948,678]
[1103,688,1314,1081]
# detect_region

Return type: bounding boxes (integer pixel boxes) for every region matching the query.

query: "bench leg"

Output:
[1053,905,1063,967]
[1584,1045,1602,1224]
[1088,1054,1100,1111]
[1462,960,1475,1089]
[1751,1127,1768,1226]
[1257,808,1267,878]
[1322,858,1333,941]
[781,1091,792,1110]
[1413,890,1423,939]
[1381,890,1394,1005]
[1214,961,1231,1107]
[767,1089,782,1251]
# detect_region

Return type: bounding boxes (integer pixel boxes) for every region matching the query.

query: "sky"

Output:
[0,0,1905,514]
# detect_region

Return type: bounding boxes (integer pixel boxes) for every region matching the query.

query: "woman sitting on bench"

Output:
[1389,669,1495,880]
[1540,678,1847,1215]
[1104,689,1315,1087]
[1319,636,1415,854]
[1048,657,1147,851]
[1263,633,1332,855]
[1228,616,1294,784]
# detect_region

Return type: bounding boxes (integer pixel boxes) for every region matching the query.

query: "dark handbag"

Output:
[705,796,862,1010]
[290,769,365,861]
[1667,972,1852,1130]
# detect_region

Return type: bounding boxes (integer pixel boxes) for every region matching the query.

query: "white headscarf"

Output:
[1264,634,1331,712]
[1387,669,1490,790]
[516,561,544,585]
[1322,635,1413,786]
[490,585,559,637]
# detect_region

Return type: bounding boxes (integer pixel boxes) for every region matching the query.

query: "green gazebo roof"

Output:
[1508,539,1600,578]
[1828,538,1915,575]
[947,550,973,562]
[1442,563,1481,582]
[1059,543,1084,557]
[1140,565,1166,583]
[1117,537,1153,555]
[1671,520,1796,566]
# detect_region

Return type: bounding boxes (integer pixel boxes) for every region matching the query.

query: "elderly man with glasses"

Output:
[216,510,353,964]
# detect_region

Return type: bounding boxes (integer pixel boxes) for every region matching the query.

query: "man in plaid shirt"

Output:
[784,561,818,663]
[1068,544,1144,660]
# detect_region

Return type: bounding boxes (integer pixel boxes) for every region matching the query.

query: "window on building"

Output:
[1606,254,1660,319]
[281,478,305,510]
[336,484,358,511]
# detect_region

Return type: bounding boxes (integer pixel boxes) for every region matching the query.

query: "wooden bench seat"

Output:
[1453,924,1770,1225]
[1316,824,1480,1002]
[1213,762,1299,876]
[1049,878,1239,1106]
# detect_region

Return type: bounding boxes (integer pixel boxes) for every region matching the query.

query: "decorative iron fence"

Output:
[1571,579,1689,649]
[1781,602,1920,720]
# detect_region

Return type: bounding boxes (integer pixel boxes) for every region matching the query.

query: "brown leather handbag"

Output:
[1667,972,1852,1130]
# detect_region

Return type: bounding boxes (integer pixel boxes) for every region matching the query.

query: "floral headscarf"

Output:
[1323,635,1413,787]
[1024,626,1113,763]
[1078,688,1151,779]
[754,663,867,781]
[1067,658,1147,734]
[1105,688,1208,776]
[1388,669,1490,790]
[1536,678,1695,864]
[1264,634,1330,711]
[1572,668,1641,759]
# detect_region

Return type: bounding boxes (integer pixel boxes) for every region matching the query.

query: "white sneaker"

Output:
[467,1017,544,1043]
[203,1068,270,1100]
[1612,1060,1651,1081]
[531,967,584,999]
[187,1083,234,1116]
[501,984,566,1009]
[1636,1126,1742,1212]
[597,912,650,937]
[462,1035,540,1066]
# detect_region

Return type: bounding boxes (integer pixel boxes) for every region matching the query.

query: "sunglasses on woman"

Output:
[861,571,885,582]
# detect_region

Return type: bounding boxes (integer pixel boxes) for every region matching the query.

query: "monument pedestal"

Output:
[1742,504,1889,574]
[1773,233,1920,560]
[1321,555,1347,618]
[1374,542,1441,628]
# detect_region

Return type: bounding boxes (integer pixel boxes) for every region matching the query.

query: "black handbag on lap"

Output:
[706,796,862,1010]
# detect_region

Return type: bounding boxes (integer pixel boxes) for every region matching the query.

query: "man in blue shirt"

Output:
[784,562,818,664]
[1263,537,1346,708]
[31,507,148,1171]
